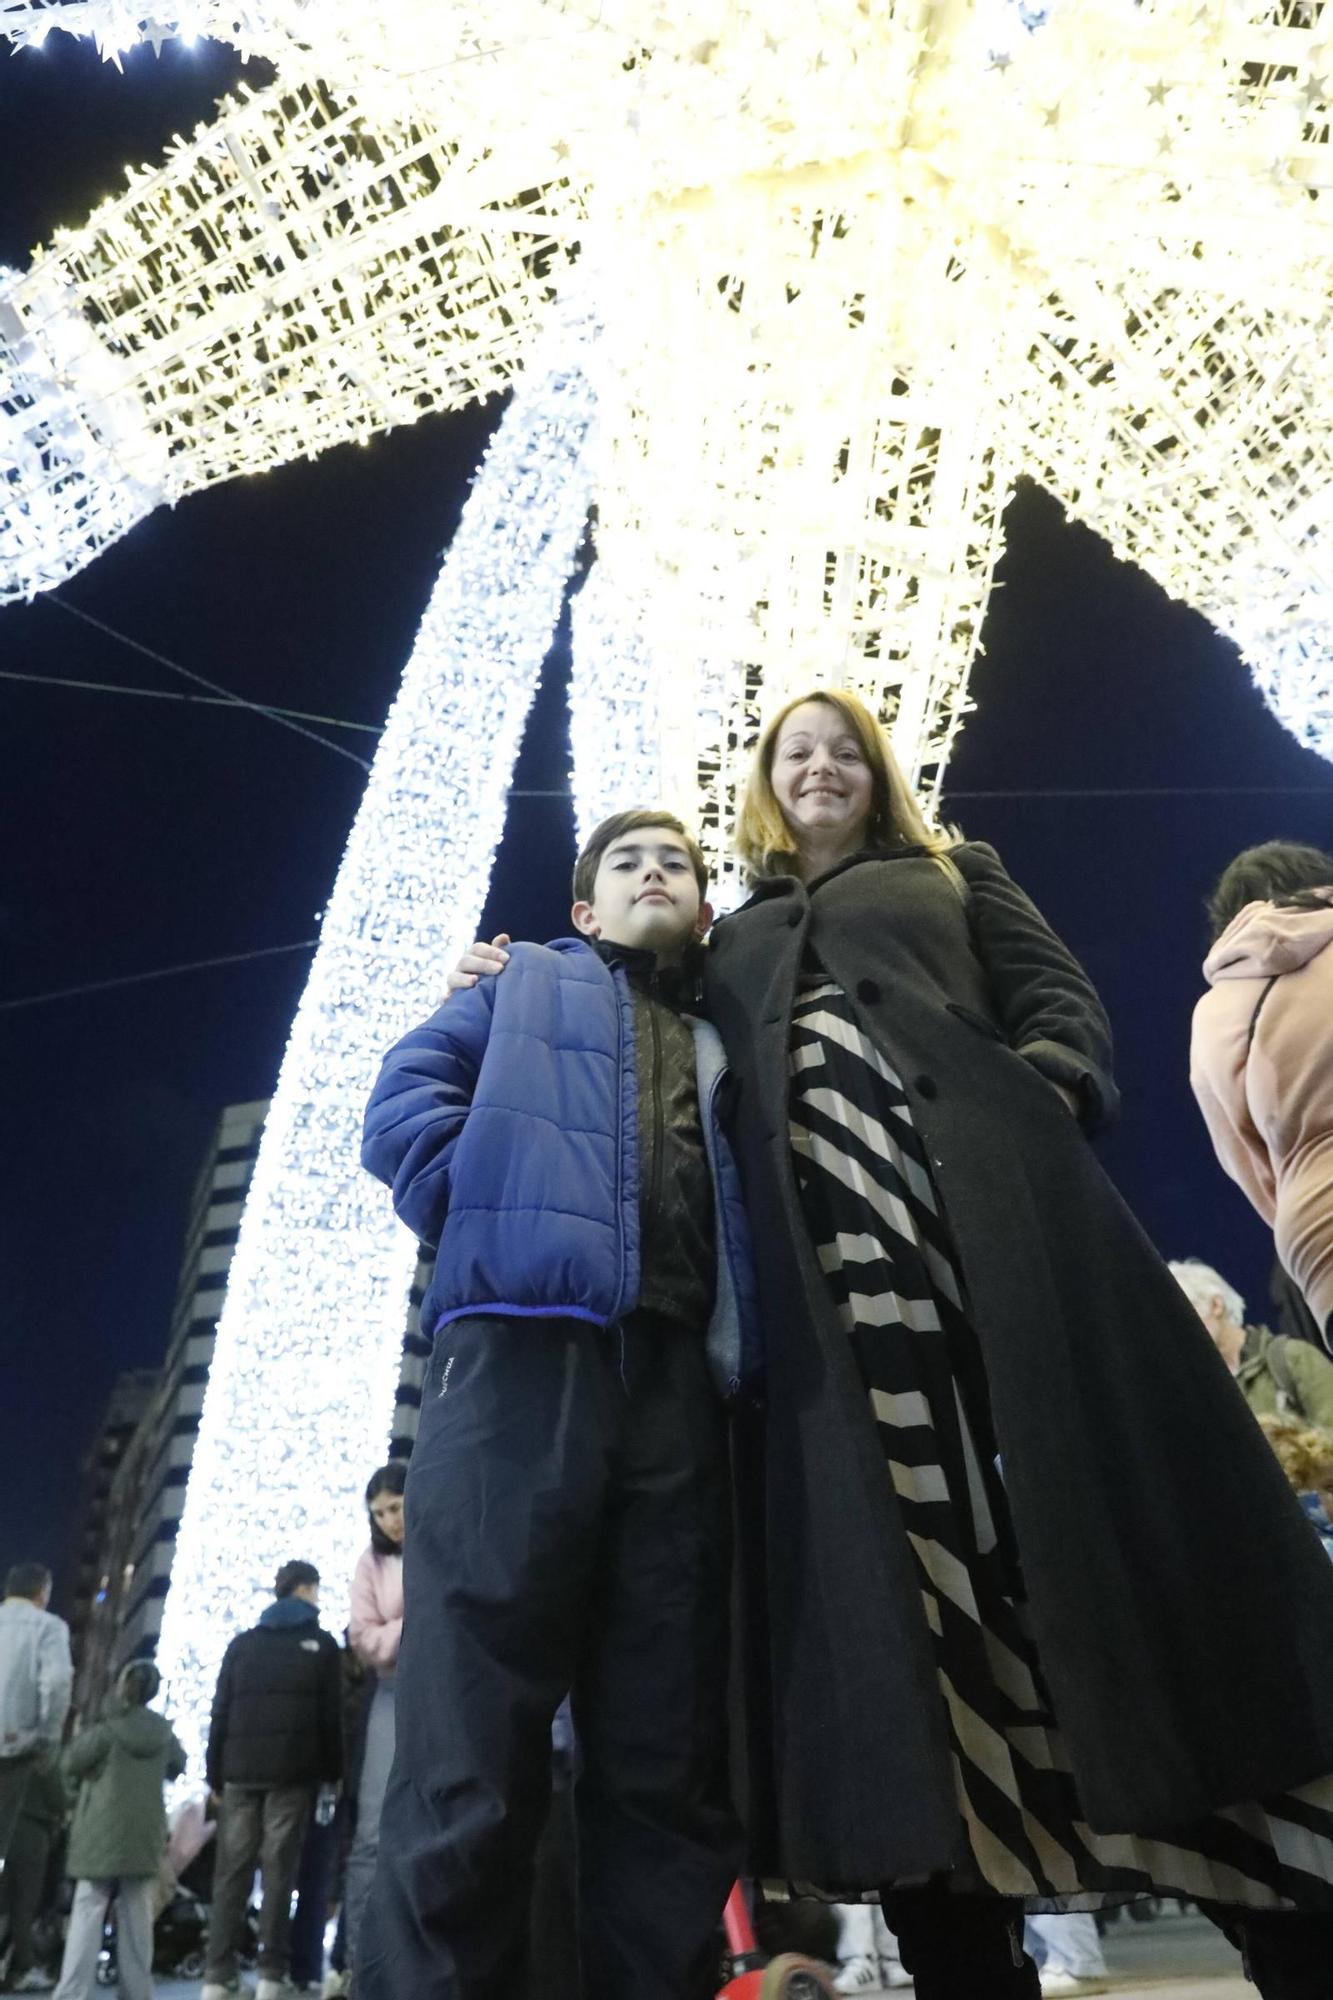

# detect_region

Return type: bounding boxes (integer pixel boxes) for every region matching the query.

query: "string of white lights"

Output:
[153,343,595,1787]
[568,565,662,843]
[6,0,1333,760]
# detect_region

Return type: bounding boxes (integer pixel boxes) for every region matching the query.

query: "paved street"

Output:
[1098,1908,1246,1997]
[143,1909,1248,1998]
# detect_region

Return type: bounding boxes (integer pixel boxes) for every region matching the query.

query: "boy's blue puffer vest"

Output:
[362,938,762,1399]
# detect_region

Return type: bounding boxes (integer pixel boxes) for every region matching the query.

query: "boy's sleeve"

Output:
[361,981,498,1249]
[62,1723,109,1786]
[205,1642,234,1793]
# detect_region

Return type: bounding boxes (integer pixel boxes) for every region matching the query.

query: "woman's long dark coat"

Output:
[704,841,1333,1888]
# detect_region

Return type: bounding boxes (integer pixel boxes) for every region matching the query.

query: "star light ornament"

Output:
[7,0,1333,1771]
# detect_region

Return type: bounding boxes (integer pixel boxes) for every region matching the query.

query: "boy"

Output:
[203,1562,342,2000]
[53,1661,186,2000]
[357,811,756,2000]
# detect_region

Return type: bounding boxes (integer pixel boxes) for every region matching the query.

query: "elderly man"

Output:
[1170,1258,1333,1427]
[0,1563,73,1871]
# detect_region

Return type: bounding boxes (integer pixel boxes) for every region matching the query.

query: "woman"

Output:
[1190,840,1333,1347]
[52,1662,185,2000]
[343,1461,406,1975]
[702,691,1333,1998]
[448,694,1333,1996]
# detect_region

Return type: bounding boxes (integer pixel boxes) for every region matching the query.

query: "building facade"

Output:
[71,1098,433,1722]
[69,1099,266,1721]
[66,1369,160,1721]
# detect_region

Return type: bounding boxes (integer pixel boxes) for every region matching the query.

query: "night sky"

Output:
[3,32,1332,1601]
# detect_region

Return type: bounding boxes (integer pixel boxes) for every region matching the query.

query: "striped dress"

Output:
[788,974,1333,1912]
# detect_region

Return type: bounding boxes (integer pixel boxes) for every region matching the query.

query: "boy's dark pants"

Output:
[205,1783,312,1983]
[357,1312,741,2000]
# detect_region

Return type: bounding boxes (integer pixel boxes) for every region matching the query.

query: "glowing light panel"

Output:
[152,347,594,1782]
[3,1,1333,762]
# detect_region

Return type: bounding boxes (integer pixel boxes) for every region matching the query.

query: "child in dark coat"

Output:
[52,1662,184,2000]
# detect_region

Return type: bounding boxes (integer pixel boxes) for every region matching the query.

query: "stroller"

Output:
[92,1884,214,1985]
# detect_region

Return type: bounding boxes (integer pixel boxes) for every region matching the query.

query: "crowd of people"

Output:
[2,688,1332,2000]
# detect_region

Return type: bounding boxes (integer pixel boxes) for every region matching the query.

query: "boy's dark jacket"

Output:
[206,1598,342,1792]
[361,937,761,1397]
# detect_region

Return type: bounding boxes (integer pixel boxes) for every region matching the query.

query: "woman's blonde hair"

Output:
[1256,1414,1333,1506]
[735,688,949,883]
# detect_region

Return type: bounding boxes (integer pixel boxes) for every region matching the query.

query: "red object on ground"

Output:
[718,1883,839,1998]
[718,1882,768,1996]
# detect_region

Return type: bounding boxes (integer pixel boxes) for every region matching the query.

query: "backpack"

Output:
[1265,1334,1306,1419]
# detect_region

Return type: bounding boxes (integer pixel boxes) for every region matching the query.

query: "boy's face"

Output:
[572,828,712,961]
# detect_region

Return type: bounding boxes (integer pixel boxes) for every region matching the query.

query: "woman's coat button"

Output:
[857,977,881,1004]
[914,1074,938,1099]
[786,908,803,928]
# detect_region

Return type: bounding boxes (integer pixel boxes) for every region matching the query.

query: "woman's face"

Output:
[370,1489,405,1546]
[771,701,875,858]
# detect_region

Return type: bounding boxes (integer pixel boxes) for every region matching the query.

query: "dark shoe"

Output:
[883,1884,1038,1999]
[1241,1908,1333,2000]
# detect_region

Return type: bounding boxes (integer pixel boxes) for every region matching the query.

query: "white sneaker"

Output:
[321,1978,350,1999]
[1039,1974,1110,1997]
[835,1958,886,1994]
[880,1962,914,1991]
[257,1982,298,2000]
[11,1973,55,1994]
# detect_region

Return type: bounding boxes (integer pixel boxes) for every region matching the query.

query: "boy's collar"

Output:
[260,1596,319,1629]
[590,935,705,1007]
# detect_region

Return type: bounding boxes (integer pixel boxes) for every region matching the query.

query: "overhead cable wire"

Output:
[1,939,318,1014]
[0,666,382,734]
[44,594,374,771]
[943,784,1333,798]
[1,674,584,782]
[19,630,1323,803]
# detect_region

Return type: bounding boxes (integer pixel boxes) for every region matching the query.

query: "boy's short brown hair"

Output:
[572,810,709,907]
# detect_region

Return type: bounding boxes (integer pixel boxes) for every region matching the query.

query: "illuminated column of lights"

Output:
[568,564,663,844]
[153,344,595,1786]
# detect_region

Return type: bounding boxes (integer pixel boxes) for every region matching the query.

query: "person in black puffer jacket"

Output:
[202,1561,341,2000]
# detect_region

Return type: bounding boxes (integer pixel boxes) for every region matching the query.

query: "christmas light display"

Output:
[5,0,1333,774]
[151,346,594,1779]
[8,0,1333,1770]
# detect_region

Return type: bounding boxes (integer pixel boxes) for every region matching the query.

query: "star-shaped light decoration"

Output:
[5,0,1333,1780]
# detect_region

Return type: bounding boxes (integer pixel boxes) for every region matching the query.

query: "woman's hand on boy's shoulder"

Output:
[445,933,511,998]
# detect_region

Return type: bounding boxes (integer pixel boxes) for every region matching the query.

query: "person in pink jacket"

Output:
[343,1461,406,1981]
[1191,840,1333,1347]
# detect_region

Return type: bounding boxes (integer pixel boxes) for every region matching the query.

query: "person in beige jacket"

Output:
[1190,840,1333,1346]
